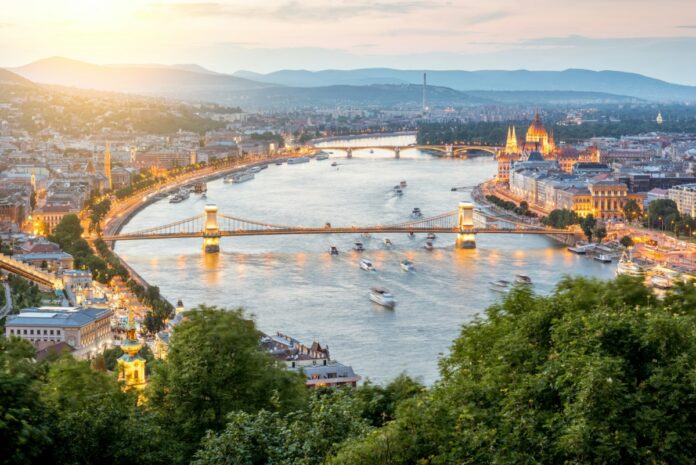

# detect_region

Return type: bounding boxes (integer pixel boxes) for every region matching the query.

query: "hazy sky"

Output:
[2,0,696,84]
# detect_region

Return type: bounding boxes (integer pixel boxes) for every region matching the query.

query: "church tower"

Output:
[117,306,146,392]
[104,143,112,191]
[505,126,519,155]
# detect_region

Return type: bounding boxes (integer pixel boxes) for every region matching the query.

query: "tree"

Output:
[580,214,596,241]
[542,209,580,229]
[40,260,48,270]
[329,278,696,465]
[622,199,642,223]
[147,305,308,460]
[593,225,607,243]
[619,235,634,249]
[647,199,679,229]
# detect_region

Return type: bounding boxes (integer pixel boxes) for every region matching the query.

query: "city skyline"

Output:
[2,0,696,85]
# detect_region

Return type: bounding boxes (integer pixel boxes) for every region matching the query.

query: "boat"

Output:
[353,242,365,252]
[424,240,434,250]
[328,245,339,255]
[567,243,595,254]
[223,175,233,183]
[383,238,393,247]
[426,233,437,240]
[400,260,415,272]
[394,188,403,196]
[411,207,422,218]
[400,180,407,188]
[594,253,613,263]
[360,258,375,271]
[369,149,374,154]
[287,156,310,164]
[169,194,184,203]
[331,161,338,167]
[369,287,396,308]
[515,274,532,285]
[315,151,329,160]
[258,164,268,170]
[248,166,262,174]
[275,160,284,165]
[490,280,511,293]
[616,250,643,277]
[232,172,255,183]
[650,274,673,290]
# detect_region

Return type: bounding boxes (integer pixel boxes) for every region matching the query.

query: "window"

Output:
[23,329,27,334]
[50,330,54,335]
[30,329,34,335]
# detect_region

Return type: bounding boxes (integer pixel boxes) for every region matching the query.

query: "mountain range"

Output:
[4,57,696,108]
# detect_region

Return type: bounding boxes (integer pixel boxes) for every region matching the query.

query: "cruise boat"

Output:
[411,207,422,218]
[593,253,613,263]
[328,245,339,255]
[400,180,407,188]
[616,250,643,277]
[315,151,329,160]
[232,172,255,183]
[353,242,365,252]
[383,238,393,247]
[515,274,532,285]
[489,280,511,293]
[369,287,396,308]
[400,259,415,272]
[424,240,434,250]
[567,243,595,254]
[426,233,437,241]
[287,156,310,164]
[360,258,375,271]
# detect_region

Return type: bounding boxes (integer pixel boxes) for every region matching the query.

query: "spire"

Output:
[505,125,519,155]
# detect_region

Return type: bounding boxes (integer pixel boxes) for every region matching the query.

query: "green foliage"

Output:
[542,208,580,228]
[594,225,607,243]
[147,305,308,460]
[622,199,642,223]
[330,277,696,465]
[647,199,679,229]
[7,274,42,310]
[619,235,634,248]
[485,194,537,218]
[580,214,597,241]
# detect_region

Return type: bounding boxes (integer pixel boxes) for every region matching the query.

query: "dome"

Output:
[526,113,548,139]
[527,151,544,161]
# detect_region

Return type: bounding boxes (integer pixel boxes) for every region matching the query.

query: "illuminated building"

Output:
[657,112,663,125]
[104,143,112,191]
[523,112,555,156]
[117,306,146,391]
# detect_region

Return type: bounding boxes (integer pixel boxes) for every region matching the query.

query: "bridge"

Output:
[102,203,578,253]
[0,253,64,290]
[315,144,500,159]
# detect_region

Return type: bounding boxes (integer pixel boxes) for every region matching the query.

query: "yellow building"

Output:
[117,307,146,391]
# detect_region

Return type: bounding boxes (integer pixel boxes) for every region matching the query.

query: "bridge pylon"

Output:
[394,147,400,159]
[346,148,352,159]
[203,204,221,253]
[456,201,476,249]
[446,144,453,157]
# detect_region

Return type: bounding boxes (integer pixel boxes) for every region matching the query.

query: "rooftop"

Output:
[6,306,112,328]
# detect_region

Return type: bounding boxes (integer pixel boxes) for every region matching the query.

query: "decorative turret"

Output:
[505,126,519,154]
[117,305,146,391]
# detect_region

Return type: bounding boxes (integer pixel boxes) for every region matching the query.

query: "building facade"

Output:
[668,183,696,217]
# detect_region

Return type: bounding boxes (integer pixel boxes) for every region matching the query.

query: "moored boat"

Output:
[568,243,595,254]
[287,156,310,164]
[594,253,613,263]
[616,250,644,277]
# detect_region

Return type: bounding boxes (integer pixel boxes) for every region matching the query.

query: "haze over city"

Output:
[2,0,696,84]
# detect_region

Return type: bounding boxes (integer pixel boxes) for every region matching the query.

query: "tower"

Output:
[104,143,112,191]
[117,306,146,391]
[456,202,476,249]
[656,112,663,125]
[505,126,519,155]
[422,72,427,115]
[203,204,221,253]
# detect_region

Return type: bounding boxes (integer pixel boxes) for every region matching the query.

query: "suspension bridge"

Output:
[102,203,578,253]
[316,144,500,159]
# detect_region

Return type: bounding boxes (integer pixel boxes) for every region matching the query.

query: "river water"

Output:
[117,136,614,384]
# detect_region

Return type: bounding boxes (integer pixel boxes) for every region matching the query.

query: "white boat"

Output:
[328,245,339,255]
[411,207,422,218]
[567,243,595,254]
[490,280,511,293]
[426,233,437,240]
[400,260,415,272]
[287,156,310,164]
[353,242,365,252]
[594,253,613,263]
[650,274,672,290]
[424,240,434,250]
[315,152,329,160]
[369,287,396,308]
[616,250,643,277]
[360,258,375,271]
[232,172,255,183]
[515,274,532,285]
[383,238,393,247]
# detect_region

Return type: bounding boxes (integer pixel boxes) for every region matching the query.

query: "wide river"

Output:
[117,135,614,384]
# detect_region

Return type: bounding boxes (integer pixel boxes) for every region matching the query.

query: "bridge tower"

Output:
[346,148,352,159]
[446,144,453,157]
[394,147,400,159]
[456,201,476,249]
[203,204,221,253]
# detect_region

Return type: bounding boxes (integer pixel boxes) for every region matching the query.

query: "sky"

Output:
[2,0,696,84]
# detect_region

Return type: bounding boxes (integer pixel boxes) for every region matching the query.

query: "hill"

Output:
[233,68,696,102]
[0,68,34,86]
[13,57,272,98]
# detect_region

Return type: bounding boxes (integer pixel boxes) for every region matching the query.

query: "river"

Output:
[116,135,615,384]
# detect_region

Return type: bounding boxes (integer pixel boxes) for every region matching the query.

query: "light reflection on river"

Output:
[117,136,614,384]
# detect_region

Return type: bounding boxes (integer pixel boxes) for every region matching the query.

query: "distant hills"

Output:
[0,68,33,86]
[4,57,695,108]
[234,68,696,102]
